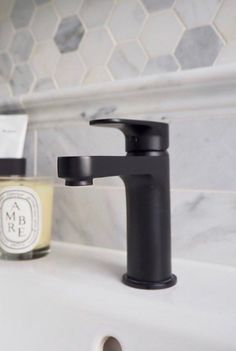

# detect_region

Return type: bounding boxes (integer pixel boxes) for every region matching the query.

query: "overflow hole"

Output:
[101,336,122,351]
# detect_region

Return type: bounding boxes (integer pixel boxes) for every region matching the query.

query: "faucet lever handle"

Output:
[90,118,169,153]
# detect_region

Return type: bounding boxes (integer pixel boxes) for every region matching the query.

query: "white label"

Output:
[0,186,41,254]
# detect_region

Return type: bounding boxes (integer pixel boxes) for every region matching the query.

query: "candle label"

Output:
[0,186,41,254]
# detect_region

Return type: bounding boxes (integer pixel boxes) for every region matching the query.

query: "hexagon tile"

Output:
[175,26,223,69]
[174,0,221,29]
[30,41,60,79]
[11,0,35,29]
[9,30,34,63]
[54,52,85,88]
[79,28,113,68]
[54,15,84,53]
[0,0,236,98]
[80,0,114,28]
[10,64,34,96]
[108,0,146,42]
[30,3,59,42]
[140,10,184,57]
[108,42,147,79]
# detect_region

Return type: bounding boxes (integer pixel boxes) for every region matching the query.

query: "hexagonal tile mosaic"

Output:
[0,0,235,97]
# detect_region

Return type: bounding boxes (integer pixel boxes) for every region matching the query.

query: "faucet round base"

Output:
[122,273,177,290]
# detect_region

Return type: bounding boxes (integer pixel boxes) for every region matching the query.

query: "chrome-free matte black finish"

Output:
[0,158,26,176]
[58,119,177,289]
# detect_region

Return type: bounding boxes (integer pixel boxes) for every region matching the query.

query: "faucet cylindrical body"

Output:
[122,152,176,289]
[58,118,177,290]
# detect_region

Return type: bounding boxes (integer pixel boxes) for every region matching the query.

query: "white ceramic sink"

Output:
[0,241,235,351]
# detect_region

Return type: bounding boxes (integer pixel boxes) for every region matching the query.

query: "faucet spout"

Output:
[58,154,165,184]
[57,119,177,290]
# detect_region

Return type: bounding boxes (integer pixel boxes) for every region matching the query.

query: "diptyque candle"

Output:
[0,160,54,260]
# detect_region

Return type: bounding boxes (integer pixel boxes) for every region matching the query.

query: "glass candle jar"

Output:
[0,177,54,260]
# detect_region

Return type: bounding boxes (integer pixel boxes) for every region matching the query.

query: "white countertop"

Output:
[0,241,235,351]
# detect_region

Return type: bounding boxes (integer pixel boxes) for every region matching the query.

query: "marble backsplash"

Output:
[23,113,236,267]
[4,65,236,267]
[53,186,236,267]
[27,115,236,190]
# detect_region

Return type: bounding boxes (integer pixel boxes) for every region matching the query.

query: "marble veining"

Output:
[33,78,56,93]
[170,116,236,190]
[1,64,236,267]
[108,42,147,79]
[34,114,236,191]
[10,64,34,96]
[53,186,126,249]
[36,122,124,179]
[172,190,236,266]
[52,187,236,267]
[80,106,117,121]
[142,55,179,75]
[175,0,221,28]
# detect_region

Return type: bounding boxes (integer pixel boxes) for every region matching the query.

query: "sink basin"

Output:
[0,241,235,351]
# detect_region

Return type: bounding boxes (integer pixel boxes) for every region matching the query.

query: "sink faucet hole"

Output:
[101,336,122,351]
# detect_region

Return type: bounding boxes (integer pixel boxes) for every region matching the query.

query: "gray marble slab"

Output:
[35,116,236,190]
[170,116,236,190]
[171,189,236,266]
[36,121,125,185]
[53,186,126,249]
[52,186,236,267]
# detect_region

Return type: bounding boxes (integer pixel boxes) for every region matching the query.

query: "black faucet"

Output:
[58,119,177,290]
